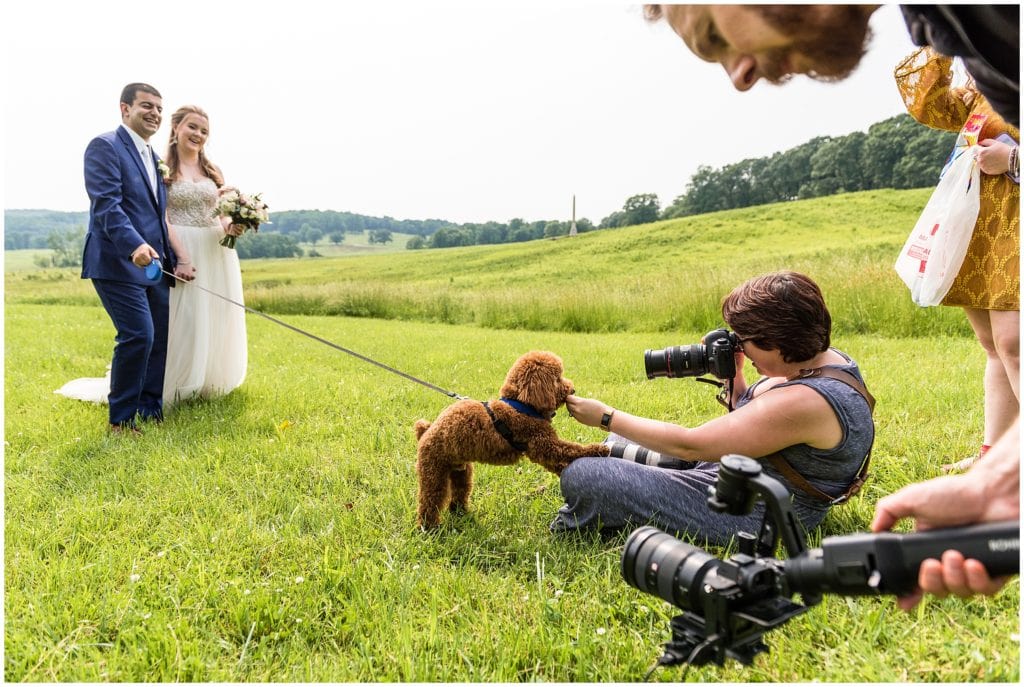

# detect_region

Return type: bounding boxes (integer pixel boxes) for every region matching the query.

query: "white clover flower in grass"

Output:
[294,576,305,584]
[129,573,140,583]
[596,627,607,636]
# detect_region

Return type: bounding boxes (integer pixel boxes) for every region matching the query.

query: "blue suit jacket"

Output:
[82,126,175,284]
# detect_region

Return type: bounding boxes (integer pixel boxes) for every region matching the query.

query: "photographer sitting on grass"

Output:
[553,271,875,544]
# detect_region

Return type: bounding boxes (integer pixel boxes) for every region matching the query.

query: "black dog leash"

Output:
[161,267,467,400]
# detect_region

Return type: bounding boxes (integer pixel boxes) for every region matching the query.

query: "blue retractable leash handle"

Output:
[143,258,163,282]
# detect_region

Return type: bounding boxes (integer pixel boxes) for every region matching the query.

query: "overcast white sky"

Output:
[3,2,917,225]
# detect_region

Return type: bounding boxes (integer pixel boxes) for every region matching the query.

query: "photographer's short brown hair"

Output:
[722,271,831,363]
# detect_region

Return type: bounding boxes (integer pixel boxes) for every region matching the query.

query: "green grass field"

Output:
[4,189,1019,682]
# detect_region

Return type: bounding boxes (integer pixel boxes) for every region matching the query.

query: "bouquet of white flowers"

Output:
[214,187,270,248]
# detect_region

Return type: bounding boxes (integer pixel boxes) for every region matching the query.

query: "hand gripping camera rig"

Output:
[621,455,1020,671]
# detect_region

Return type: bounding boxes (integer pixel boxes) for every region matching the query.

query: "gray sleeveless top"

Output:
[735,349,875,518]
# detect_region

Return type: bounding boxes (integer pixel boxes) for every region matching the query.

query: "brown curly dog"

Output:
[413,350,610,529]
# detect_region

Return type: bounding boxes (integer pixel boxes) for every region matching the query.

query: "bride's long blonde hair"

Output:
[164,105,224,186]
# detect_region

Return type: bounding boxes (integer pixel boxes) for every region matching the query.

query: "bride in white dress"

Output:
[56,104,247,408]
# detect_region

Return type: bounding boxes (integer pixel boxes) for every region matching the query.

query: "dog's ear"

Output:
[502,351,563,411]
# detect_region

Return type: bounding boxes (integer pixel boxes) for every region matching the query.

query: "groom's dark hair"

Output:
[120,82,161,106]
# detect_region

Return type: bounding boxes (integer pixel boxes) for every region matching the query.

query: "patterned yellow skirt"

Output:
[942,173,1020,310]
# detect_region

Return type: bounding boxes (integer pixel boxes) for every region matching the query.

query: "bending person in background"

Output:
[162,105,247,406]
[640,5,1019,127]
[552,271,875,544]
[895,48,1020,471]
[871,418,1019,610]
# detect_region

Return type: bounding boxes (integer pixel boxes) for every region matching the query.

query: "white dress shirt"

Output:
[121,124,158,194]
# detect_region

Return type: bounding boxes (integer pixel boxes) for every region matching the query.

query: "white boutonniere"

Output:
[157,159,171,182]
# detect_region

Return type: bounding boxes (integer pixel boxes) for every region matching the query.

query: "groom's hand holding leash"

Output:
[130,243,160,267]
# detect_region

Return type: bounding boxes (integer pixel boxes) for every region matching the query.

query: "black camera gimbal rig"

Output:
[621,455,1020,671]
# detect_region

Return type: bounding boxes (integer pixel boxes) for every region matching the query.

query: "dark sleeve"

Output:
[901,5,1019,127]
[84,136,146,257]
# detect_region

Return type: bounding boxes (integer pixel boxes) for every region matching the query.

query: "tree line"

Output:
[6,113,958,258]
[654,113,956,220]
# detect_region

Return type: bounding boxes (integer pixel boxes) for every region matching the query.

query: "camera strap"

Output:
[696,376,734,411]
[762,367,876,506]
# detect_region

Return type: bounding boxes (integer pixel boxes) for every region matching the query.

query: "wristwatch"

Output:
[600,408,616,431]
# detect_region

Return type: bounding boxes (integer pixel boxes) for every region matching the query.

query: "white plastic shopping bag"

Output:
[894,146,981,306]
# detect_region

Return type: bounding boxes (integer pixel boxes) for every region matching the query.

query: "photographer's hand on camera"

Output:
[728,348,749,406]
[870,420,1020,610]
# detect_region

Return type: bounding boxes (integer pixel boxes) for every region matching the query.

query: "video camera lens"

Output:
[621,525,719,610]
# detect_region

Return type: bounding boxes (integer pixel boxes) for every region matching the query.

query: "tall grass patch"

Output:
[6,190,970,337]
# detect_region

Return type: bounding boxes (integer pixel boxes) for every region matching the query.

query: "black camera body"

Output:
[621,455,1020,671]
[644,328,739,381]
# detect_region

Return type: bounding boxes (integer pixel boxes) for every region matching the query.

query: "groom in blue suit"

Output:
[83,83,177,433]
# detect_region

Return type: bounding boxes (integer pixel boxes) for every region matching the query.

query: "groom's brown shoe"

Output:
[109,423,143,437]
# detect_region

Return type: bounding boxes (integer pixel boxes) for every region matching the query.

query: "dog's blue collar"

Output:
[500,397,546,419]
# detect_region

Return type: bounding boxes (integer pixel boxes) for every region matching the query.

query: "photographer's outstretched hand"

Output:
[870,420,1020,610]
[564,394,604,428]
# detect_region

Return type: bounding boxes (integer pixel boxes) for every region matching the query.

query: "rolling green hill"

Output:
[6,188,967,339]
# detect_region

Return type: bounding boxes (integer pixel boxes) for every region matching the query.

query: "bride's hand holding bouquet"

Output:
[214,186,270,248]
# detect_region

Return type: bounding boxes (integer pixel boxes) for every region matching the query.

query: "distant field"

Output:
[3,249,54,272]
[3,230,419,268]
[296,230,419,256]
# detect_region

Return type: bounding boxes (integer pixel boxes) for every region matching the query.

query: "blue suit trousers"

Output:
[92,278,169,425]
